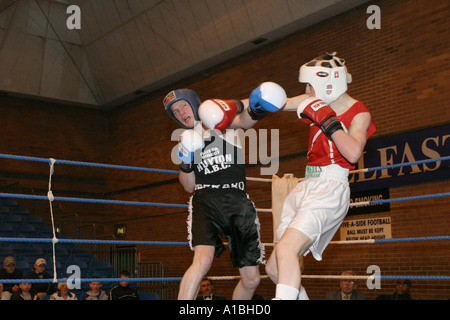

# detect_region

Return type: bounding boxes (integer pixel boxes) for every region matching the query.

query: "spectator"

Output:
[50,279,78,300]
[376,279,412,300]
[0,256,23,300]
[196,279,226,300]
[325,270,368,300]
[82,278,109,300]
[110,270,139,300]
[10,277,39,300]
[26,258,55,300]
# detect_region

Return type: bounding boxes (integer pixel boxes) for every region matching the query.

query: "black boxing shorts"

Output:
[187,187,265,268]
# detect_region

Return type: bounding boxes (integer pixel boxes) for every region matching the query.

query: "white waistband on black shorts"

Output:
[195,181,246,191]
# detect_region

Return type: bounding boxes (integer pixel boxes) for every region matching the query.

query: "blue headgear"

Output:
[163,89,202,129]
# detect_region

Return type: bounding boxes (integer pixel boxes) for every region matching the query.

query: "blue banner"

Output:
[348,188,390,216]
[349,124,450,192]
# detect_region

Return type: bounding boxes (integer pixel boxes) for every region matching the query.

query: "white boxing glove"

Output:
[178,129,204,173]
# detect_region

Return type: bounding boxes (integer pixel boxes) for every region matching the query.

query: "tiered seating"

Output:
[91,261,116,278]
[0,199,117,283]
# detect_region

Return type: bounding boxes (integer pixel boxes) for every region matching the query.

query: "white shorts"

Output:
[276,165,350,261]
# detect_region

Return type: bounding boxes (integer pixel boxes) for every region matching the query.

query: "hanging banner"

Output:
[349,124,450,192]
[348,188,390,216]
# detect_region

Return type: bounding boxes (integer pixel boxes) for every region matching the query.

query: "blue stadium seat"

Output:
[55,253,71,265]
[0,215,22,228]
[46,260,64,276]
[33,242,53,253]
[9,208,31,219]
[91,261,113,271]
[55,242,76,253]
[92,267,117,279]
[66,259,90,273]
[35,224,52,232]
[15,259,31,272]
[37,229,54,238]
[91,261,117,283]
[0,202,108,290]
[0,248,15,258]
[72,252,94,264]
[71,247,91,255]
[0,224,15,237]
[139,292,160,300]
[54,247,70,256]
[21,244,44,256]
[25,216,43,225]
[54,252,71,266]
[1,242,24,253]
[0,199,18,207]
[17,224,39,237]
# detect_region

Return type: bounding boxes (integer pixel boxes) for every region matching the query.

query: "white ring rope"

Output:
[47,158,58,283]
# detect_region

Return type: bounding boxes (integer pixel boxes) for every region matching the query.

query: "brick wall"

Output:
[0,95,107,194]
[0,0,448,299]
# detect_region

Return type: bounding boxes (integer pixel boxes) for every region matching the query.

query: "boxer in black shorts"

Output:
[192,188,262,267]
[189,132,262,268]
[164,83,286,300]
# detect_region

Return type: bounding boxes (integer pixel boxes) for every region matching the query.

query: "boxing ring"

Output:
[0,152,449,297]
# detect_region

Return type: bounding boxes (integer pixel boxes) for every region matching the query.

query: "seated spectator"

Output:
[0,256,23,300]
[196,279,226,300]
[10,277,39,300]
[82,277,109,300]
[50,279,78,300]
[110,270,139,300]
[325,270,368,300]
[26,258,56,300]
[376,279,413,300]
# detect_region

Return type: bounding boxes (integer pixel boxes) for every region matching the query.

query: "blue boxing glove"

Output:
[178,129,204,173]
[247,82,287,120]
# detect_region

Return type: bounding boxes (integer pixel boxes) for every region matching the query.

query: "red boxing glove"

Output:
[297,97,343,138]
[198,99,244,131]
[299,117,313,125]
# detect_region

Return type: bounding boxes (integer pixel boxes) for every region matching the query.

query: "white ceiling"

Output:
[0,0,370,109]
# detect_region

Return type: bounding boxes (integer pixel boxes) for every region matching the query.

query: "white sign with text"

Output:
[340,216,392,241]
